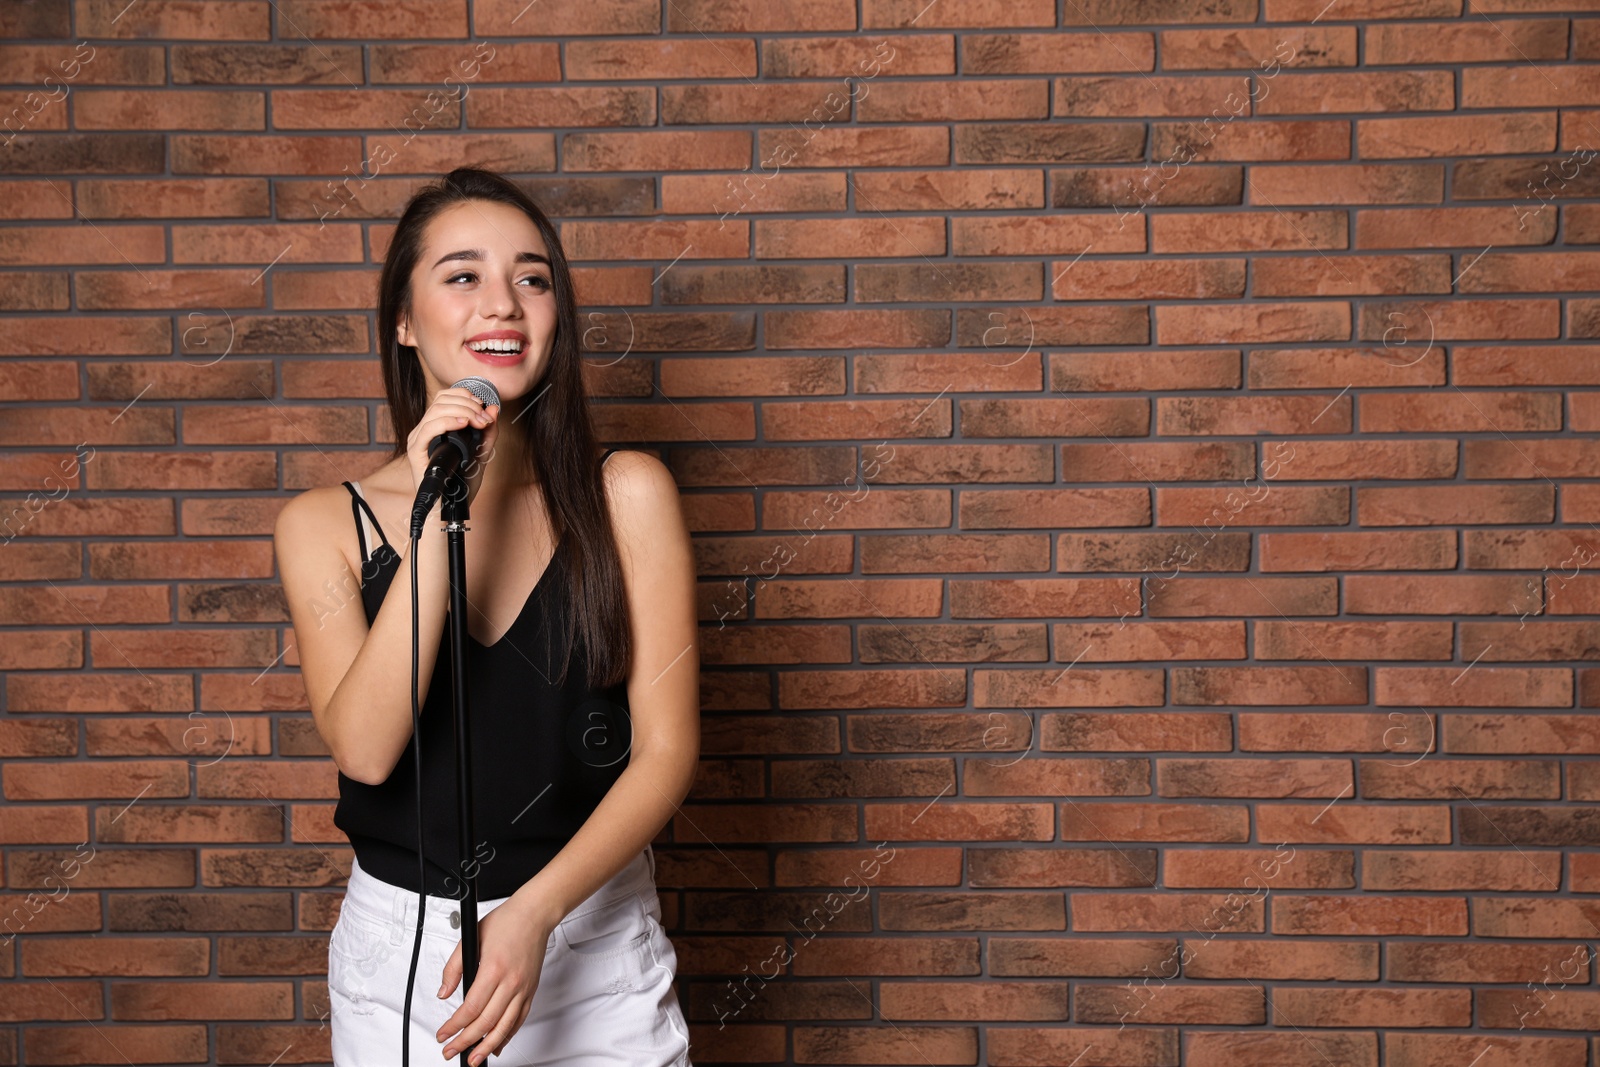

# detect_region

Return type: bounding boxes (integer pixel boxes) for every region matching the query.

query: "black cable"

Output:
[401,529,427,1066]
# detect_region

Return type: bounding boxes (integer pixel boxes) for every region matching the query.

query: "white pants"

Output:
[328,847,692,1066]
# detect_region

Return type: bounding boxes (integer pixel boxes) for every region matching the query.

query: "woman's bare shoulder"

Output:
[274,464,401,570]
[276,481,346,533]
[599,448,678,502]
[274,482,354,568]
[598,446,668,482]
[597,449,684,543]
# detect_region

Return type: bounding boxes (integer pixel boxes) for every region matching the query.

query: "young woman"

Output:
[273,167,698,1066]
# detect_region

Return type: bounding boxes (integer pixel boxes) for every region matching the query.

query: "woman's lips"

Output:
[464,340,526,366]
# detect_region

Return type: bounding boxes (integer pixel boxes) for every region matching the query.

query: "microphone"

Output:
[409,375,501,539]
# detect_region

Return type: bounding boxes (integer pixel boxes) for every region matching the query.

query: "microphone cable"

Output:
[401,527,428,1067]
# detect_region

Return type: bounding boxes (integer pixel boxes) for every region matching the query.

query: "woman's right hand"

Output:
[405,386,502,517]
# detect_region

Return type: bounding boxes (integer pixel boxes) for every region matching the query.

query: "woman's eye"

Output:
[446,272,550,290]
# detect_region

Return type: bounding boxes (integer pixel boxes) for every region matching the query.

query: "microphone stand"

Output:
[440,468,481,1067]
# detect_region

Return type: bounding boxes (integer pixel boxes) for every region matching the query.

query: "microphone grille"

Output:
[452,375,501,408]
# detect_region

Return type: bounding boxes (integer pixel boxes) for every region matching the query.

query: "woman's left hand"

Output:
[436,896,553,1064]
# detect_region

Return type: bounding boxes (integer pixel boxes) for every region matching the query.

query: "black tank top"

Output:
[331,449,632,898]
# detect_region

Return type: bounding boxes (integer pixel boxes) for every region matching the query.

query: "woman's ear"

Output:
[397,313,413,348]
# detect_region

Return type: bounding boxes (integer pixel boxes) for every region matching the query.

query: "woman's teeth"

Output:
[468,340,523,354]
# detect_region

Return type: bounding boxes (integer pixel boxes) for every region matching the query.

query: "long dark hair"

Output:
[375,166,631,690]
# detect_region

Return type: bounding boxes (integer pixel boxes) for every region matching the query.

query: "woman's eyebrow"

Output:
[431,248,551,268]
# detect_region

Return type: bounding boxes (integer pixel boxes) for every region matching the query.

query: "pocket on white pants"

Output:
[328,903,395,1016]
[555,891,653,966]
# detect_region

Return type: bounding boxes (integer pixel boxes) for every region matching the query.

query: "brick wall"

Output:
[3,0,1600,1064]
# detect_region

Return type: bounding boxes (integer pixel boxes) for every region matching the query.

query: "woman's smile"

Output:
[465,330,530,366]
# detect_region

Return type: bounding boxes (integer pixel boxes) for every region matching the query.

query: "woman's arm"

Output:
[273,487,455,785]
[511,447,701,926]
[433,449,701,1062]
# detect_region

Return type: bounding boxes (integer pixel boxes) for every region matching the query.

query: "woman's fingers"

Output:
[493,1003,532,1058]
[476,404,500,450]
[410,400,494,459]
[473,991,527,1066]
[439,941,460,998]
[420,390,495,435]
[441,975,520,1063]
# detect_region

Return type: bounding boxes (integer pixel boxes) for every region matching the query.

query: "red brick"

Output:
[1275,894,1466,936]
[77,90,264,131]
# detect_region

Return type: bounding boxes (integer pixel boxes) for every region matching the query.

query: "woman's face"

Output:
[397,197,558,403]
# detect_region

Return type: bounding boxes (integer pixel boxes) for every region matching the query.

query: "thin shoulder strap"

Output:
[341,480,392,556]
[340,481,369,561]
[599,447,620,465]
